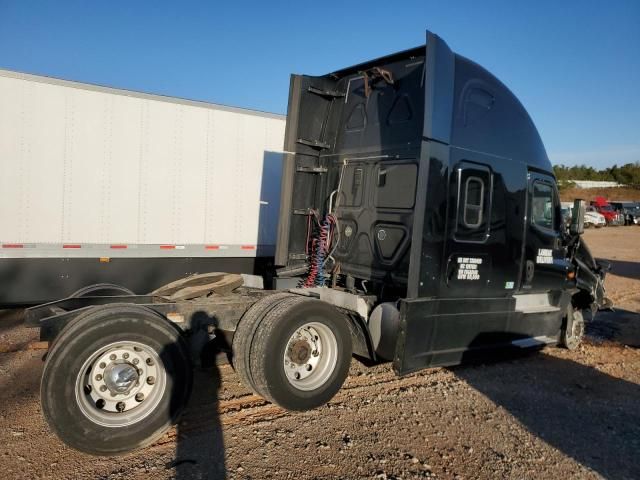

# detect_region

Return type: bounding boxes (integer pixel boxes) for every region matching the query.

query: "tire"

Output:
[71,283,135,298]
[232,292,296,394]
[41,304,192,455]
[248,296,352,411]
[561,307,585,351]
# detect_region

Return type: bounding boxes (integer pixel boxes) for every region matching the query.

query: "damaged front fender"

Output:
[572,240,612,312]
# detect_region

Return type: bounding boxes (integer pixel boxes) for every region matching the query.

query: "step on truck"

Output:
[26,31,611,455]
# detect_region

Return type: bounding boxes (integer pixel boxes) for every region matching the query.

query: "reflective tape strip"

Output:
[0,243,274,258]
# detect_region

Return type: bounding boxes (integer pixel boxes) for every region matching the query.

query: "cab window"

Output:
[531,182,555,230]
[463,176,484,227]
[454,162,492,243]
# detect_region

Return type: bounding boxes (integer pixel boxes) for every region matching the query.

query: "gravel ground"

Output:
[0,227,638,480]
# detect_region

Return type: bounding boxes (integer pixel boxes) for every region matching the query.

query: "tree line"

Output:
[553,162,640,186]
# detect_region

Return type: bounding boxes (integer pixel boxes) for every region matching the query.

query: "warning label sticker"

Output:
[457,257,483,281]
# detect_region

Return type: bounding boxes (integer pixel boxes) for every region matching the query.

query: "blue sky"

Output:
[1,0,638,167]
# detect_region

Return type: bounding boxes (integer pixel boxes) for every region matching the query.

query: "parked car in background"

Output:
[584,206,607,228]
[562,202,606,228]
[610,201,640,225]
[591,197,625,226]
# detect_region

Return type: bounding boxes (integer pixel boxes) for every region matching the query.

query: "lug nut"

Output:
[100,385,107,392]
[147,376,155,385]
[99,362,106,369]
[132,358,139,365]
[123,353,129,359]
[109,354,116,361]
[95,374,103,381]
[135,393,145,402]
[116,401,126,412]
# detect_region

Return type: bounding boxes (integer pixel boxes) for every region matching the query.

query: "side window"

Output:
[531,182,555,230]
[463,176,484,227]
[455,163,492,242]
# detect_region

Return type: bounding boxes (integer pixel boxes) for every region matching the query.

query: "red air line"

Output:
[63,244,81,249]
[2,244,23,248]
[110,245,128,249]
[241,245,256,250]
[205,245,220,250]
[160,245,176,250]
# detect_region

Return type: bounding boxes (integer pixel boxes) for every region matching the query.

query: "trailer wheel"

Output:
[41,304,192,455]
[232,293,296,394]
[248,296,352,411]
[561,308,585,351]
[71,283,135,298]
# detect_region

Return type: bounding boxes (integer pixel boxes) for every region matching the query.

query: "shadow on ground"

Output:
[587,308,640,347]
[455,350,640,480]
[170,362,226,479]
[453,307,640,480]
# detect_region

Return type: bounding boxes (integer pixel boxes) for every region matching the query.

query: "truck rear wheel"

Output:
[232,292,296,394]
[242,296,352,411]
[41,305,192,455]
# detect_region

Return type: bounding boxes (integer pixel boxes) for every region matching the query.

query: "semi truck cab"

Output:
[25,30,611,455]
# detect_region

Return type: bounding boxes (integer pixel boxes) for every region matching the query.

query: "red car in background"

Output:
[590,197,625,225]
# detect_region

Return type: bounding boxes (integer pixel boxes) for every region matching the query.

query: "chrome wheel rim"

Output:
[283,322,338,391]
[572,312,585,339]
[75,341,166,427]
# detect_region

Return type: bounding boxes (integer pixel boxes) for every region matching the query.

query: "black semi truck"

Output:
[26,31,610,455]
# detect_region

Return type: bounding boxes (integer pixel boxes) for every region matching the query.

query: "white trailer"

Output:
[0,69,286,304]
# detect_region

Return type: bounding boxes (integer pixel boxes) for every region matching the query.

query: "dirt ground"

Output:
[559,186,640,202]
[0,227,638,480]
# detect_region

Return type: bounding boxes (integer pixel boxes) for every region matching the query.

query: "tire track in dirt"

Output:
[149,367,458,450]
